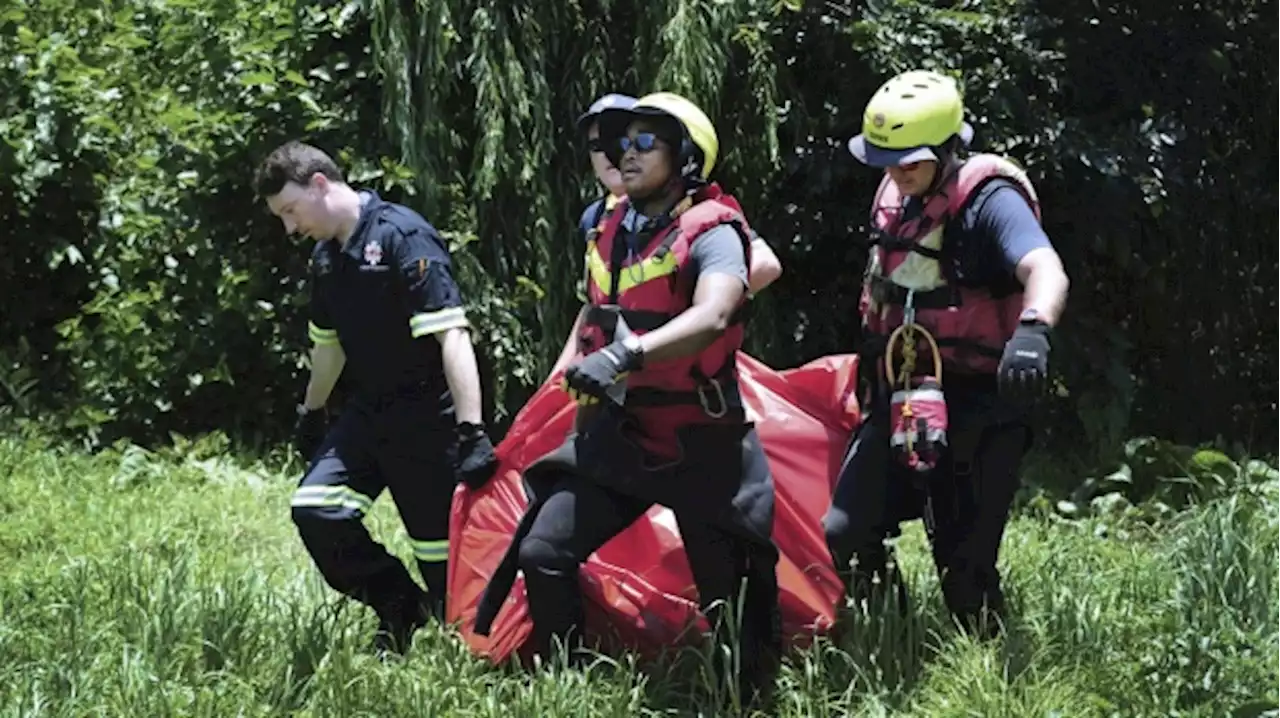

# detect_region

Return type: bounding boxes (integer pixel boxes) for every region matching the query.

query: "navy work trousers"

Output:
[290,389,458,622]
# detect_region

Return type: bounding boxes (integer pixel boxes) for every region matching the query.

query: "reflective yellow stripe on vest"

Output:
[587,196,695,297]
[585,243,680,297]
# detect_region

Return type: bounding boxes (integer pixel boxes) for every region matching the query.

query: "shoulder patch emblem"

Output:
[363,240,383,266]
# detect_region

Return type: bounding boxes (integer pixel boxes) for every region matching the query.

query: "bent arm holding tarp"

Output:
[636,227,750,364]
[547,306,587,384]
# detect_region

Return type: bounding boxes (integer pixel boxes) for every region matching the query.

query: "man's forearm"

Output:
[304,343,346,409]
[1017,248,1070,327]
[546,306,586,383]
[439,327,484,424]
[747,237,782,295]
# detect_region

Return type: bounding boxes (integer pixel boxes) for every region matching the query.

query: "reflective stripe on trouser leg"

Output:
[290,485,375,517]
[290,432,425,615]
[411,539,449,564]
[410,537,450,620]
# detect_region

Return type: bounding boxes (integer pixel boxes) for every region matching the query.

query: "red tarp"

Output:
[446,352,862,665]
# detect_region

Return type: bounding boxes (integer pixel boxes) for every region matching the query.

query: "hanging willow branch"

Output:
[367,0,787,415]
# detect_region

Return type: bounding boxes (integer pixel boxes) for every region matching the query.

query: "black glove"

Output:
[455,421,499,489]
[563,338,644,405]
[294,404,328,461]
[998,320,1051,400]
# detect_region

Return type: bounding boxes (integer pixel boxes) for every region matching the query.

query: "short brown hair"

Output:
[254,140,345,197]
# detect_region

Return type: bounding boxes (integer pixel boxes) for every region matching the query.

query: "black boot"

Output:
[939,557,1008,641]
[417,561,449,622]
[363,567,437,657]
[737,577,782,714]
[371,590,438,657]
[524,566,589,668]
[700,567,782,715]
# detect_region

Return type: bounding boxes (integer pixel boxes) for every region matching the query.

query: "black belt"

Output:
[624,377,743,419]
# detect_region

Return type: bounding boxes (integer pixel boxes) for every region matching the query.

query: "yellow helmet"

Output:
[848,70,975,168]
[602,91,720,180]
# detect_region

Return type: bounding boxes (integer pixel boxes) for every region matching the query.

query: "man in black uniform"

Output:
[254,140,499,654]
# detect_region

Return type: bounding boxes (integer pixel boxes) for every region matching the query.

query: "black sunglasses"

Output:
[618,133,662,153]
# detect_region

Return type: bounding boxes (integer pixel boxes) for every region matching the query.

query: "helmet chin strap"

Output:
[922,147,964,198]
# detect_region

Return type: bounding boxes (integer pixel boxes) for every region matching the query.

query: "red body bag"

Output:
[445,352,863,665]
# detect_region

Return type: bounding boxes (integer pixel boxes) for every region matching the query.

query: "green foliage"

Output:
[1,0,412,447]
[365,0,794,416]
[0,0,1274,462]
[1034,435,1280,529]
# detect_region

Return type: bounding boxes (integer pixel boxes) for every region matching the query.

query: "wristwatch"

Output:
[456,421,486,439]
[620,334,645,366]
[1018,308,1045,326]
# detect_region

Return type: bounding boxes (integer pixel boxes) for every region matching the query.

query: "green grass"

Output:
[0,432,1276,717]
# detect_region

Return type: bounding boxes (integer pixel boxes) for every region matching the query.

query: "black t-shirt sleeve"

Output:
[387,225,470,338]
[965,179,1053,273]
[307,243,340,347]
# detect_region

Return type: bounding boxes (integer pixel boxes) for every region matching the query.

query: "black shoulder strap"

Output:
[607,221,628,305]
[591,197,608,230]
[582,197,609,245]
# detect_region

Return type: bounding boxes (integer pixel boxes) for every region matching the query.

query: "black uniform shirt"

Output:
[307,190,468,405]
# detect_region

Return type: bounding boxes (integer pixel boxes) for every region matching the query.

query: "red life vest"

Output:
[578,183,754,432]
[576,194,624,304]
[859,153,1041,377]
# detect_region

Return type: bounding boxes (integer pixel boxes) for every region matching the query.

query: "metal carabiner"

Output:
[697,377,729,419]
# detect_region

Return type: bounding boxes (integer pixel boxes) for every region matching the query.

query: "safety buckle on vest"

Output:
[697,377,728,419]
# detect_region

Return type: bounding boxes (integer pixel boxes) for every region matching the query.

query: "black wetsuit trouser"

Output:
[822,383,1030,633]
[478,408,781,701]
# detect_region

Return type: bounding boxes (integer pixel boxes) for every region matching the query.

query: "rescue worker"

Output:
[474,92,782,707]
[254,140,500,655]
[544,93,638,381]
[576,93,635,243]
[547,92,785,380]
[823,71,1070,636]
